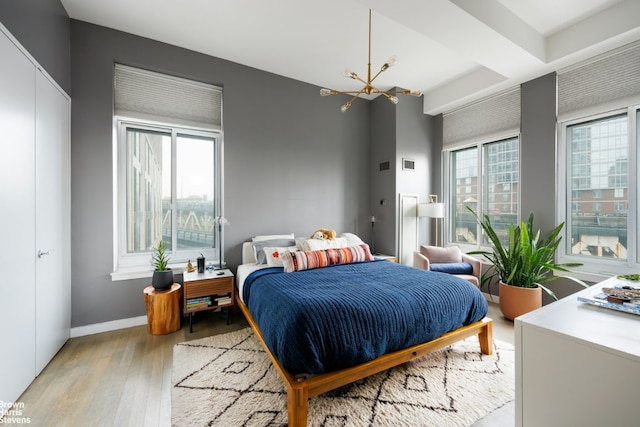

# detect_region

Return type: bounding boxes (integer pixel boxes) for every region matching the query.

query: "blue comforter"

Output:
[243,260,488,375]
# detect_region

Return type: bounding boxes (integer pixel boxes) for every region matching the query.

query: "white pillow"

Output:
[303,236,349,251]
[252,233,294,242]
[252,238,296,264]
[341,232,365,246]
[263,246,297,267]
[295,237,308,251]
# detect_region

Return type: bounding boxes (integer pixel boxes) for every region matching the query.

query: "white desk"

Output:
[515,276,640,427]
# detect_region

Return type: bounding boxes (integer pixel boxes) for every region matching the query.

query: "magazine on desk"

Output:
[577,275,640,316]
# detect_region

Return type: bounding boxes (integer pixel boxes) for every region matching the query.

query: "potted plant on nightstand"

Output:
[151,240,174,291]
[469,208,586,320]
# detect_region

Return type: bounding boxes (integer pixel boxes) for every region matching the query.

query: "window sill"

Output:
[111,263,186,282]
[554,269,619,284]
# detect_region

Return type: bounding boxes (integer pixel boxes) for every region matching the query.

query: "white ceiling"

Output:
[60,0,640,115]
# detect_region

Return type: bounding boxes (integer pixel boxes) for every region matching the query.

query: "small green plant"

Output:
[152,240,170,271]
[468,208,585,300]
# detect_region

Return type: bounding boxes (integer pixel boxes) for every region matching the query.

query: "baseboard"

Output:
[483,291,499,304]
[70,315,147,338]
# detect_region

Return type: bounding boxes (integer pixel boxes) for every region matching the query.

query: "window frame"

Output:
[556,106,639,281]
[112,117,224,280]
[443,133,521,253]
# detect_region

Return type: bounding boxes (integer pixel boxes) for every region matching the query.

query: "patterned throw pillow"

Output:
[281,244,374,273]
[263,246,298,267]
[252,238,296,264]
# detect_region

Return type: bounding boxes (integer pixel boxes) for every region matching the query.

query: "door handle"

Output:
[37,249,53,258]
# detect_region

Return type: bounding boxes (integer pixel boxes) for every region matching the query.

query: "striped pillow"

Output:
[281,244,374,273]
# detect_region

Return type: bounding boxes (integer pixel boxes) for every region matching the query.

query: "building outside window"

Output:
[560,112,632,264]
[447,136,519,248]
[116,121,221,274]
[122,123,217,252]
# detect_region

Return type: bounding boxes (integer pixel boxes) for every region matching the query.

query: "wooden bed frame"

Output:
[237,297,493,427]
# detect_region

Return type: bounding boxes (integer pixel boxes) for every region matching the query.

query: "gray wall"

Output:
[520,73,557,232]
[396,94,436,246]
[504,72,591,301]
[369,92,436,256]
[370,96,397,256]
[0,0,70,94]
[70,20,371,327]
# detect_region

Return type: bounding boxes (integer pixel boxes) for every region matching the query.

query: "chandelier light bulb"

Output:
[387,56,398,67]
[320,88,333,96]
[401,89,423,97]
[380,56,398,72]
[388,96,399,104]
[341,101,352,112]
[343,69,358,80]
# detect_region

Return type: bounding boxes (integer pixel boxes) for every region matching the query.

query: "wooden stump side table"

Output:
[143,283,181,335]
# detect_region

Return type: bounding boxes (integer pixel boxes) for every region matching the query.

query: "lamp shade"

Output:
[418,203,444,218]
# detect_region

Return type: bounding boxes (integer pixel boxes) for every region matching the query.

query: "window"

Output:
[112,64,223,278]
[115,120,222,275]
[442,88,521,249]
[446,136,519,248]
[558,109,638,273]
[556,40,640,277]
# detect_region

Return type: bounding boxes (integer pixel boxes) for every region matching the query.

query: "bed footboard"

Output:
[237,297,493,427]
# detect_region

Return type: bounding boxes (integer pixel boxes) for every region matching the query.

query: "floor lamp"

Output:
[418,195,445,246]
[215,216,230,269]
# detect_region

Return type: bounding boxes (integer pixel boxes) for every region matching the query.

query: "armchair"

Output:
[413,245,481,287]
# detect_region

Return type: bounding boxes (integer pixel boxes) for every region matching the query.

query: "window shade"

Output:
[558,40,640,120]
[114,64,222,129]
[443,88,520,147]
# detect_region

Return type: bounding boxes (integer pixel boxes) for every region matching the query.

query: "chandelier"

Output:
[320,9,422,112]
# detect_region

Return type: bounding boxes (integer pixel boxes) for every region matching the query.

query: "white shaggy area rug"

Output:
[172,328,514,427]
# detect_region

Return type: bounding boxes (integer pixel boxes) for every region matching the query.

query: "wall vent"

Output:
[379,161,390,171]
[402,158,415,171]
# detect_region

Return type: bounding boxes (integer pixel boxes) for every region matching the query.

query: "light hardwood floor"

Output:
[471,302,516,427]
[5,303,513,427]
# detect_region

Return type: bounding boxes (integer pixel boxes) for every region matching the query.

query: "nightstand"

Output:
[374,254,397,263]
[183,269,235,332]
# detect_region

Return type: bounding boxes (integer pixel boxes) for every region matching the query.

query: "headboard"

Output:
[242,242,256,264]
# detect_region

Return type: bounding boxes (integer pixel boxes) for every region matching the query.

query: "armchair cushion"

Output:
[415,245,481,287]
[429,262,473,275]
[420,245,462,264]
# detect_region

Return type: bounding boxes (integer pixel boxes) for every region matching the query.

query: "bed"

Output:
[236,238,493,426]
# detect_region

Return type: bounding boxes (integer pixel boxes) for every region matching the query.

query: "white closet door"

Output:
[35,70,71,374]
[0,30,37,411]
